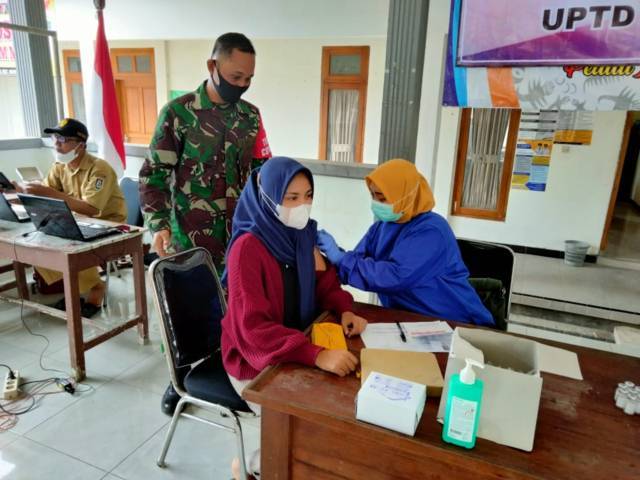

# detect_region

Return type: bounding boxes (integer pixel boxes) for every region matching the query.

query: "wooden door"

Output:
[110,48,157,144]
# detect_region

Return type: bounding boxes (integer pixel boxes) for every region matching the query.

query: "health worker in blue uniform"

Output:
[317,159,494,327]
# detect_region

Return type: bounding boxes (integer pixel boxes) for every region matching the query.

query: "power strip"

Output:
[2,370,20,400]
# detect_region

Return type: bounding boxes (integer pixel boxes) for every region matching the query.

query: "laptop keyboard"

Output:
[78,224,114,239]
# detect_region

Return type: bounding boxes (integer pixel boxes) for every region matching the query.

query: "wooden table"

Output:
[244,303,640,480]
[0,219,148,381]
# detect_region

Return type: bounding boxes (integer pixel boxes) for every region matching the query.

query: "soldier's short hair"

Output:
[211,33,255,59]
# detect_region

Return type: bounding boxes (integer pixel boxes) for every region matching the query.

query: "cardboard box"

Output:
[356,371,427,436]
[436,328,582,452]
[360,349,444,397]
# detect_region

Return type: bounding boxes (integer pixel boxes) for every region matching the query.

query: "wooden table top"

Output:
[244,303,640,480]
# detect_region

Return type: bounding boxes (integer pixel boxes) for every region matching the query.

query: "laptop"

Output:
[16,167,44,182]
[17,193,122,242]
[0,194,30,223]
[0,171,15,191]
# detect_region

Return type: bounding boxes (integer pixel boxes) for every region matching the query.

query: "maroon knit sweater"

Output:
[221,233,354,380]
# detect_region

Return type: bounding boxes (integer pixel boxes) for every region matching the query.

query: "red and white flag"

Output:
[88,9,125,177]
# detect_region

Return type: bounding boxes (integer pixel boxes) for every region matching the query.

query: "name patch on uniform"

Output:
[95,178,104,191]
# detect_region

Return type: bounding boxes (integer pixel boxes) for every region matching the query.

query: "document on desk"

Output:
[361,321,453,353]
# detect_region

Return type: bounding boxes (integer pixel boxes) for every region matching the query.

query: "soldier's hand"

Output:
[153,230,172,257]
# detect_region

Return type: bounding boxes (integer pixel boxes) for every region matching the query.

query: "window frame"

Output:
[318,45,369,164]
[62,49,83,120]
[451,108,522,221]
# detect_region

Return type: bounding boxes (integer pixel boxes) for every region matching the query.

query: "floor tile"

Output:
[0,311,71,357]
[25,381,168,472]
[6,357,110,435]
[0,436,105,480]
[0,341,41,371]
[114,352,171,397]
[46,329,159,379]
[0,431,19,450]
[113,414,259,480]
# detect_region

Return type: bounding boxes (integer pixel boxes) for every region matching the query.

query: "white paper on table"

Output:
[360,323,408,350]
[361,321,453,353]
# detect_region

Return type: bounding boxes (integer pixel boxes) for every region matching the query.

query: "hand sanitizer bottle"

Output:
[442,358,485,449]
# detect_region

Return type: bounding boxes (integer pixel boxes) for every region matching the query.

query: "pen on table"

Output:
[395,322,407,343]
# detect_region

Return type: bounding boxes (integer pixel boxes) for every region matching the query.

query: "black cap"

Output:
[44,118,89,141]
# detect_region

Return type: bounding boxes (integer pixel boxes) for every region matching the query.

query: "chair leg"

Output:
[102,264,110,309]
[157,396,188,468]
[231,413,249,479]
[113,260,122,279]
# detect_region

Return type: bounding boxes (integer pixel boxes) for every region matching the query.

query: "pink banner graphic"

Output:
[458,0,640,66]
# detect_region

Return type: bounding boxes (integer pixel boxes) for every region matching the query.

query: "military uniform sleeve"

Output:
[250,112,272,170]
[139,103,182,233]
[80,163,118,215]
[42,164,63,191]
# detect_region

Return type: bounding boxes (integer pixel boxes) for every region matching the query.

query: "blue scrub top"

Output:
[338,211,494,326]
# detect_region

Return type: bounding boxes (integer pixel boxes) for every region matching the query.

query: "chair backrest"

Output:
[149,247,227,391]
[119,177,144,227]
[457,238,515,329]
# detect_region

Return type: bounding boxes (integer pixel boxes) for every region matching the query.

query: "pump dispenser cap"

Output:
[460,358,485,385]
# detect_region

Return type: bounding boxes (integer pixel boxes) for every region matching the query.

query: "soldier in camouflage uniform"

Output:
[139,32,271,275]
[139,33,271,416]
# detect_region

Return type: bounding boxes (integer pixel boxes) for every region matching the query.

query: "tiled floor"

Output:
[513,253,640,314]
[601,201,640,263]
[0,255,638,479]
[0,269,258,480]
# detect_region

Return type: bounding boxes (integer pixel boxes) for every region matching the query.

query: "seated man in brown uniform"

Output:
[13,118,127,318]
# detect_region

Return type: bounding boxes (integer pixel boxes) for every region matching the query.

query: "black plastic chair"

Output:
[149,247,253,477]
[457,238,515,330]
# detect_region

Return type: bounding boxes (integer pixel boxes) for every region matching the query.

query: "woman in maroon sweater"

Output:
[222,157,367,479]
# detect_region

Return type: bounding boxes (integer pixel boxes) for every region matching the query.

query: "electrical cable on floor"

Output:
[0,235,96,432]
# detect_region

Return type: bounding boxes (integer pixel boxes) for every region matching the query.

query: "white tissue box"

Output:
[356,371,427,436]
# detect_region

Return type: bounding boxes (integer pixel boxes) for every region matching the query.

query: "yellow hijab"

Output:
[365,159,435,223]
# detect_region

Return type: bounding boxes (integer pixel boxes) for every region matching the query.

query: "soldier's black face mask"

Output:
[211,60,248,104]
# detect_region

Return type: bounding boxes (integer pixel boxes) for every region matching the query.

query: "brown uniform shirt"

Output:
[44,152,127,222]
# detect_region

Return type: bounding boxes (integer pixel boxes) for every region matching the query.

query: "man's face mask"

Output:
[54,146,80,164]
[211,60,249,104]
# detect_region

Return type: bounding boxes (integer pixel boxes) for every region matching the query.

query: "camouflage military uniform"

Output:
[139,81,271,272]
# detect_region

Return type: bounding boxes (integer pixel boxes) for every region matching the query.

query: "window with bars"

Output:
[451,108,521,221]
[318,46,369,163]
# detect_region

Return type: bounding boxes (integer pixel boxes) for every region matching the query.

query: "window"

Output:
[0,1,61,140]
[63,50,86,125]
[451,108,521,221]
[318,46,369,163]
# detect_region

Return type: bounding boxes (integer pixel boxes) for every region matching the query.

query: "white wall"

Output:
[54,0,389,41]
[413,0,629,255]
[166,37,386,163]
[414,0,451,183]
[0,75,26,139]
[432,109,627,254]
[0,148,55,181]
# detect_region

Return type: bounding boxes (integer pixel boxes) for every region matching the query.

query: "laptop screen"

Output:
[17,194,84,241]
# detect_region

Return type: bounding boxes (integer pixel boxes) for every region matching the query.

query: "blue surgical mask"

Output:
[371,200,402,222]
[370,183,420,223]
